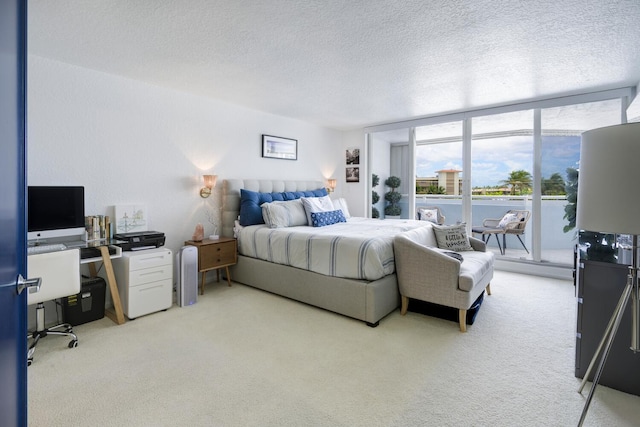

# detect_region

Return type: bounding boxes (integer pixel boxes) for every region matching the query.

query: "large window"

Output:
[415,121,463,224]
[540,99,622,264]
[471,111,534,261]
[368,87,634,276]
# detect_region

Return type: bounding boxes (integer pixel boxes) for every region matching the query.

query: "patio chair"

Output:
[416,206,446,225]
[472,210,530,255]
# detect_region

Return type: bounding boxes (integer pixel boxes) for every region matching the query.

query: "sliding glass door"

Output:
[415,121,463,224]
[471,110,533,260]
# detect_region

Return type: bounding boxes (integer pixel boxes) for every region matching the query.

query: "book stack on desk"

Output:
[85,215,111,241]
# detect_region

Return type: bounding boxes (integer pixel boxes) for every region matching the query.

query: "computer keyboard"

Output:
[27,243,67,254]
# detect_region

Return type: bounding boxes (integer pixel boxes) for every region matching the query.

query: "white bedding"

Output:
[236,217,430,281]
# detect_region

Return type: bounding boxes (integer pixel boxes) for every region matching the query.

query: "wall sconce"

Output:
[327,179,337,193]
[200,174,217,198]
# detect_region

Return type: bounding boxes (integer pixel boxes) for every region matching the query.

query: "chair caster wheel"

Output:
[68,340,78,348]
[27,358,33,366]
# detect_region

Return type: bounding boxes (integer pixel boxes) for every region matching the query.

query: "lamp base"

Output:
[577,235,639,426]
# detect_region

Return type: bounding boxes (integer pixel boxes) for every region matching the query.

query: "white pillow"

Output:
[418,208,439,223]
[261,199,308,228]
[332,198,351,219]
[498,213,519,228]
[432,223,474,251]
[301,196,335,226]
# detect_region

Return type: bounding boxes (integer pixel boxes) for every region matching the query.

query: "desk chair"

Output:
[27,248,81,365]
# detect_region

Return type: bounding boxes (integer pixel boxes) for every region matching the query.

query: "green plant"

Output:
[501,169,532,195]
[426,184,446,194]
[384,176,402,216]
[563,167,578,232]
[372,190,380,204]
[371,174,381,219]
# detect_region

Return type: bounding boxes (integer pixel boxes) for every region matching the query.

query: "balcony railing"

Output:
[402,194,576,265]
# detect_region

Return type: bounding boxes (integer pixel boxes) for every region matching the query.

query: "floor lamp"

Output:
[576,122,640,426]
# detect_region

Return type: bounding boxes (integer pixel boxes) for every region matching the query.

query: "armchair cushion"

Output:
[432,223,474,251]
[457,251,494,291]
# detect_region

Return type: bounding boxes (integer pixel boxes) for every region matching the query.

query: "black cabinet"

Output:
[575,259,640,396]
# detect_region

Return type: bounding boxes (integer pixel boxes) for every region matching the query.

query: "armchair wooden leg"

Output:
[486,283,492,295]
[459,309,467,332]
[401,295,409,315]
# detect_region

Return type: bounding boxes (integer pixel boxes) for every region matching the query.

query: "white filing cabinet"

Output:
[111,247,173,319]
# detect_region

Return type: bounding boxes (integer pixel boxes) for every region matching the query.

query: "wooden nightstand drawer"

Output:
[200,240,236,269]
[184,237,238,294]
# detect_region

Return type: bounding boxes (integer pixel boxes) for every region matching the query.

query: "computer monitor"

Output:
[27,186,86,241]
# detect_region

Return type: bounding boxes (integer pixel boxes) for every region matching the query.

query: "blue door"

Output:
[0,0,28,425]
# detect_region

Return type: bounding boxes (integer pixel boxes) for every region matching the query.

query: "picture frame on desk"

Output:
[114,204,148,234]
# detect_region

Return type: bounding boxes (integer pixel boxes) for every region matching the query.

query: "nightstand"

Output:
[184,237,237,294]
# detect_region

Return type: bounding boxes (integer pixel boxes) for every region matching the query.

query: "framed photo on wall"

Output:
[346,167,360,182]
[262,134,297,160]
[346,147,360,165]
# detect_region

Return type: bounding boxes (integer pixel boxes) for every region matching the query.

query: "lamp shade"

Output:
[203,174,217,189]
[577,122,640,235]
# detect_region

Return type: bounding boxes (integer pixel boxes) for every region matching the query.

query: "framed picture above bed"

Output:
[262,134,297,160]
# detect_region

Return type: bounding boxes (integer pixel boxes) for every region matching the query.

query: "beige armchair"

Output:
[393,225,494,332]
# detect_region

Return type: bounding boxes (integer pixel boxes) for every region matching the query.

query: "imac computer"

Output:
[28,186,86,243]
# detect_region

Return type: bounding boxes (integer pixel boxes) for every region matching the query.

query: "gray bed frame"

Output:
[221,179,400,326]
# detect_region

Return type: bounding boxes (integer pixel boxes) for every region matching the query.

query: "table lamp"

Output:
[576,122,640,426]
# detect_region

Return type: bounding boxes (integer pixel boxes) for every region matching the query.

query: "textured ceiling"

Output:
[28,0,640,130]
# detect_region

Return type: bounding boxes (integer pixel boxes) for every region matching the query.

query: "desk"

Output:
[80,242,126,325]
[184,238,237,294]
[28,239,127,325]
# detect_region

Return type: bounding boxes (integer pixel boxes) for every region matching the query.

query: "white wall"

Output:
[340,129,366,216]
[27,55,345,257]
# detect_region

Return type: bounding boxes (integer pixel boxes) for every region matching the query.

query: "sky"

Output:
[416,135,581,187]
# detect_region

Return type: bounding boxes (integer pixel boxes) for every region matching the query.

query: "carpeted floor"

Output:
[27,271,640,426]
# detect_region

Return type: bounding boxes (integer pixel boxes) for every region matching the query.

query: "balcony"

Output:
[408,195,576,266]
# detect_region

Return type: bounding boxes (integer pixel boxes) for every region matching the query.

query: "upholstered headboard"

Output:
[221,179,324,237]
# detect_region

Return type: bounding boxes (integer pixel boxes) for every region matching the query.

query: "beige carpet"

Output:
[28,271,640,426]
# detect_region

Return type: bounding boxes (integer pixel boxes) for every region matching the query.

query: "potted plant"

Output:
[564,167,616,262]
[371,174,380,218]
[384,176,402,218]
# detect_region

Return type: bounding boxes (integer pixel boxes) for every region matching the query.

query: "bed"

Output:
[221,179,429,326]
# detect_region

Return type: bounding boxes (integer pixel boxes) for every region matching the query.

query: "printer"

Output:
[113,231,166,251]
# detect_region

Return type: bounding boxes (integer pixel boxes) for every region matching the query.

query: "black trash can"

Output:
[62,276,106,326]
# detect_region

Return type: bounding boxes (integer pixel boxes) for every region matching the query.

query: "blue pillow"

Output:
[240,190,276,226]
[240,188,329,226]
[309,209,347,227]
